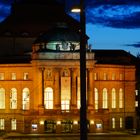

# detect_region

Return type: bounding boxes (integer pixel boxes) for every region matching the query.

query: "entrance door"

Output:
[44,120,56,133]
[61,120,72,133]
[125,116,133,129]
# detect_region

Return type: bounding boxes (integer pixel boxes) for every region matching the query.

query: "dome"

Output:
[33,27,80,52]
[34,27,80,43]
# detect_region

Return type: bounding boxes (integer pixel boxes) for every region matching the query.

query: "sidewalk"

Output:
[1,131,131,139]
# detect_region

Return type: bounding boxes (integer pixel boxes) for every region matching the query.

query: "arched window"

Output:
[112,88,116,108]
[0,88,5,109]
[22,88,29,110]
[44,87,53,109]
[94,88,98,110]
[102,88,108,108]
[119,88,123,108]
[10,88,17,109]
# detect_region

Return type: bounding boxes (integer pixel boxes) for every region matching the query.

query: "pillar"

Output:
[54,68,61,110]
[71,68,77,110]
[87,68,94,110]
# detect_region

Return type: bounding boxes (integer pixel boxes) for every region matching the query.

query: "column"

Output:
[71,68,77,110]
[54,68,61,110]
[88,68,94,110]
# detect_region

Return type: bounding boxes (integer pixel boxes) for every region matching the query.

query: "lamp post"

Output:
[79,0,87,140]
[71,0,87,140]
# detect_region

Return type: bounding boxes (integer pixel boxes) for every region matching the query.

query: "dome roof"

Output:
[34,27,80,44]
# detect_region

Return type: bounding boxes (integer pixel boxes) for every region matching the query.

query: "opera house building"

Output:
[0,0,137,134]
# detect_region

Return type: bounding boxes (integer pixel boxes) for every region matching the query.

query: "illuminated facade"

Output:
[0,0,137,134]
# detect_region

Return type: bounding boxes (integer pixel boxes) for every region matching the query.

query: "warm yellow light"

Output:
[73,120,78,125]
[90,120,94,125]
[57,121,61,125]
[40,120,44,125]
[71,7,81,13]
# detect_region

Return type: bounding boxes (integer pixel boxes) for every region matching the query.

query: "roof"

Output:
[93,49,137,65]
[0,0,80,37]
[34,27,80,43]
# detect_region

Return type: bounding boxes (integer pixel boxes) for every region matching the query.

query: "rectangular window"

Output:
[120,118,123,128]
[95,89,98,110]
[61,100,70,112]
[23,73,29,80]
[0,73,4,80]
[0,119,4,130]
[135,101,138,107]
[103,73,107,80]
[94,73,97,80]
[112,118,115,129]
[11,73,16,80]
[77,77,88,109]
[120,74,123,80]
[61,77,71,111]
[11,119,16,130]
[112,73,115,80]
[135,90,138,96]
[44,88,53,109]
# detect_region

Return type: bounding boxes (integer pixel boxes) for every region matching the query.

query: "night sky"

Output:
[0,0,140,56]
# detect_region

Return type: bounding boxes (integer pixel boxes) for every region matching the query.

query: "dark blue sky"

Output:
[0,0,140,56]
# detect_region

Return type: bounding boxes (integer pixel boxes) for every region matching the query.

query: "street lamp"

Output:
[71,0,87,140]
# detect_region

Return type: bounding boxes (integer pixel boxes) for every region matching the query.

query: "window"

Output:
[11,73,16,80]
[119,88,123,108]
[77,77,80,109]
[112,118,115,129]
[94,73,97,80]
[11,119,16,130]
[135,101,138,107]
[77,77,88,109]
[61,77,71,111]
[112,73,115,80]
[0,119,4,130]
[23,73,29,80]
[61,100,70,112]
[94,88,98,110]
[0,73,4,80]
[22,88,29,110]
[0,88,5,109]
[103,88,108,108]
[10,88,17,109]
[112,88,116,108]
[44,87,53,109]
[120,74,123,80]
[103,73,107,80]
[120,117,123,128]
[135,90,138,96]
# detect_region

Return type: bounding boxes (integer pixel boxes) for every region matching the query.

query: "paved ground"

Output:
[0,132,134,140]
[1,129,140,140]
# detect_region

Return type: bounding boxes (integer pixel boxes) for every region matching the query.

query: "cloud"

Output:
[0,1,11,22]
[85,0,140,28]
[1,0,140,29]
[125,42,140,48]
